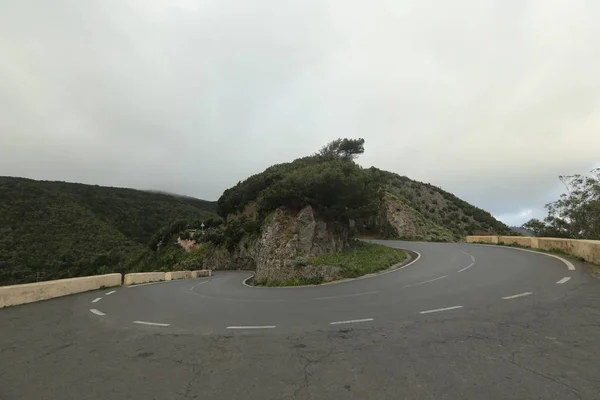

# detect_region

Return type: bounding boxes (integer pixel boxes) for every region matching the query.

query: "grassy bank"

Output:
[308,241,407,279]
[254,242,407,287]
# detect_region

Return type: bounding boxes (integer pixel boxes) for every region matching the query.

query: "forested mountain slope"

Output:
[0,177,217,284]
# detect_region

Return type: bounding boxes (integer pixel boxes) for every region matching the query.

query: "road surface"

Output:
[1,241,599,400]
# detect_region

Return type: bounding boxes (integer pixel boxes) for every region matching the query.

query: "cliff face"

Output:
[204,205,349,283]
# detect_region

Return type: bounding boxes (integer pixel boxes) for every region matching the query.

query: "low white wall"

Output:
[498,236,535,247]
[0,274,122,308]
[466,236,600,264]
[466,235,498,244]
[165,271,192,281]
[191,270,212,278]
[123,272,165,286]
[2,269,214,308]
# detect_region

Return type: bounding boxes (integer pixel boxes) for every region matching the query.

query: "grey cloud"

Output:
[1,0,599,227]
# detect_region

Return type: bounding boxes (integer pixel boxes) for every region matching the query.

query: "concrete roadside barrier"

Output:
[165,271,192,281]
[466,235,600,265]
[123,272,165,286]
[498,236,538,247]
[191,270,212,278]
[466,235,498,244]
[0,273,122,308]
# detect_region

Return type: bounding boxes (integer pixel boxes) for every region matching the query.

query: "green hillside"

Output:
[0,139,510,285]
[0,177,217,285]
[373,169,512,240]
[216,141,511,242]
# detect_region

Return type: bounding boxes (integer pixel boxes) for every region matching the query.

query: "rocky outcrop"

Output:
[357,194,456,242]
[177,238,199,252]
[204,205,350,284]
[380,197,421,237]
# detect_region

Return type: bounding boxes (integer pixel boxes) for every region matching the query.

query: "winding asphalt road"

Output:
[1,241,600,400]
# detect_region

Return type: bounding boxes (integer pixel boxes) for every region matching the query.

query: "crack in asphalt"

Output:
[176,364,204,400]
[503,356,583,400]
[292,348,336,399]
[288,328,370,399]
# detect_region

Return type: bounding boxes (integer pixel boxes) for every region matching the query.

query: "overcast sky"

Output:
[1,0,599,226]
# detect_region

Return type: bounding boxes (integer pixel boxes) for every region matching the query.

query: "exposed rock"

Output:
[357,194,456,241]
[177,238,199,252]
[204,205,349,284]
[381,197,420,237]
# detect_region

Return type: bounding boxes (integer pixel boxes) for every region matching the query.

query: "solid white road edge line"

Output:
[502,292,533,300]
[189,280,210,293]
[226,326,276,329]
[458,262,475,273]
[457,249,476,272]
[404,275,448,288]
[90,309,106,316]
[91,297,102,303]
[459,249,476,263]
[315,291,380,300]
[419,306,463,314]
[105,290,116,295]
[329,318,374,325]
[133,321,170,327]
[556,277,571,284]
[242,274,256,287]
[469,243,575,271]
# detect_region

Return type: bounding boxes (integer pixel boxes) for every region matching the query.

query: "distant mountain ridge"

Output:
[144,189,217,206]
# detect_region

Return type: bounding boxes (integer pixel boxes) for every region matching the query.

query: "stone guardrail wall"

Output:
[165,271,192,281]
[192,270,212,278]
[1,269,214,308]
[0,273,122,308]
[123,272,166,286]
[466,236,600,265]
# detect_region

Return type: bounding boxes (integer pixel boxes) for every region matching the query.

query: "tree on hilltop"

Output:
[318,138,365,160]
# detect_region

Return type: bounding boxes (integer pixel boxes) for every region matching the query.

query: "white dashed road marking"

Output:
[556,277,571,284]
[133,321,170,327]
[419,306,463,315]
[226,326,276,329]
[90,309,106,316]
[105,290,116,295]
[404,275,448,288]
[91,298,102,303]
[329,318,374,325]
[502,292,533,300]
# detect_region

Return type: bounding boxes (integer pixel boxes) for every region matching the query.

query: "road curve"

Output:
[1,241,599,400]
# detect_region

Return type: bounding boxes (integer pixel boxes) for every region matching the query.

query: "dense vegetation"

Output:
[217,138,379,222]
[0,177,217,285]
[217,138,511,242]
[523,169,600,239]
